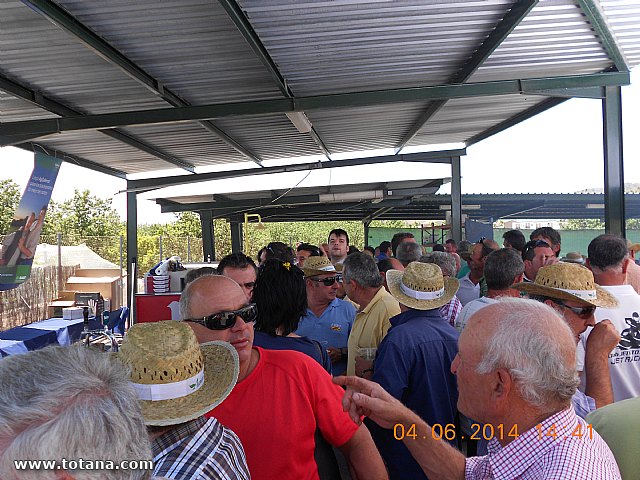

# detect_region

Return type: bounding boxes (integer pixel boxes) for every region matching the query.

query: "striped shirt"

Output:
[152,416,250,480]
[465,407,621,479]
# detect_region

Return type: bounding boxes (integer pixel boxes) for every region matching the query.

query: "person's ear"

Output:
[622,257,631,274]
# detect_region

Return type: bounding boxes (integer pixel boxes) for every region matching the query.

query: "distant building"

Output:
[503,220,561,230]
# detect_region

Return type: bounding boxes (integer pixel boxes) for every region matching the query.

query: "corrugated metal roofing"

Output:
[1,0,638,178]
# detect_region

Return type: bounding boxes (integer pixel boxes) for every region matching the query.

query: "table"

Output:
[0,317,102,357]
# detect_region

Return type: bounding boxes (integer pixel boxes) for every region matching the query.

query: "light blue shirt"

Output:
[296,298,356,375]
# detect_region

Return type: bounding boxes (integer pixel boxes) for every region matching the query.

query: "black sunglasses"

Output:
[552,300,596,318]
[310,275,343,286]
[186,303,257,330]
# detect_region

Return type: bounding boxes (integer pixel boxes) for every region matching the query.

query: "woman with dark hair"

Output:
[252,259,332,374]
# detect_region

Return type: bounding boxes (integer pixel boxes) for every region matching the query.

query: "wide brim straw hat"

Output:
[301,255,337,277]
[117,321,239,426]
[513,262,617,308]
[387,262,459,310]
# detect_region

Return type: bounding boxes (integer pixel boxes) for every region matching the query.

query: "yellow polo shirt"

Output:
[346,287,400,375]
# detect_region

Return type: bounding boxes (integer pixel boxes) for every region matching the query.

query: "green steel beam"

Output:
[199,210,216,262]
[396,0,537,153]
[576,0,629,72]
[603,86,625,236]
[128,150,462,192]
[21,0,263,166]
[15,143,127,179]
[0,74,196,171]
[466,97,567,146]
[1,71,628,142]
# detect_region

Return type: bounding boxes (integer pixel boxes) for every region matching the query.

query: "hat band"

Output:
[558,288,597,301]
[132,369,205,401]
[400,282,444,300]
[318,265,335,272]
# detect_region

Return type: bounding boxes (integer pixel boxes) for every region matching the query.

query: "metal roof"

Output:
[1,0,639,179]
[153,183,640,222]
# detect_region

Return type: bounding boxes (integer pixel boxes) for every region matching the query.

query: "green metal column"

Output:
[363,221,370,247]
[451,156,462,241]
[199,210,215,262]
[603,86,625,237]
[126,186,137,320]
[230,220,243,253]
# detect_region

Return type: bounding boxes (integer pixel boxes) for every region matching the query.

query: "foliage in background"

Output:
[42,189,124,237]
[0,179,21,235]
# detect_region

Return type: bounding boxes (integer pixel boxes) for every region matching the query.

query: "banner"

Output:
[0,153,61,291]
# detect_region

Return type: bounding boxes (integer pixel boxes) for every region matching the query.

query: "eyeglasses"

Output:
[310,275,343,286]
[552,300,596,319]
[186,303,257,330]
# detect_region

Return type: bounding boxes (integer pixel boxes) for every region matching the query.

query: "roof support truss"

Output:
[20,0,263,166]
[0,72,629,143]
[395,0,537,153]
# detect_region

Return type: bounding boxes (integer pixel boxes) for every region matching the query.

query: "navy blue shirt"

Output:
[252,331,333,375]
[370,308,459,480]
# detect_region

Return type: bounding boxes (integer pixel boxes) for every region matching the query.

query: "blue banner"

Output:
[0,153,61,291]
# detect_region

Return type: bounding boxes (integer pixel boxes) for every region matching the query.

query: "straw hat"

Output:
[117,321,239,426]
[560,251,585,265]
[513,263,617,308]
[301,255,337,277]
[386,262,459,310]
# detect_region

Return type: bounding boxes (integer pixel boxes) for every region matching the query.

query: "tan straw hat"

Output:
[560,251,585,265]
[117,321,239,426]
[301,255,337,277]
[513,263,617,308]
[386,262,459,310]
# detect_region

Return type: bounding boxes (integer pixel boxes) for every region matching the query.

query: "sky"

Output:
[1,68,638,225]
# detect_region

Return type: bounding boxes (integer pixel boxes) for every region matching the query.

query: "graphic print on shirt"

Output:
[618,312,640,350]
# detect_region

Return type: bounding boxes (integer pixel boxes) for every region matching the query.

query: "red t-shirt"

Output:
[207,347,358,480]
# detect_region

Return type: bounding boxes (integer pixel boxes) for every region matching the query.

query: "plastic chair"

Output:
[106,306,129,335]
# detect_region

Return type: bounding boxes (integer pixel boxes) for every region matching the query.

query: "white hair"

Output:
[0,346,152,480]
[475,297,579,409]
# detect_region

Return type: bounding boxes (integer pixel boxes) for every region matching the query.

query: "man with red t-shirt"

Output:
[180,275,387,480]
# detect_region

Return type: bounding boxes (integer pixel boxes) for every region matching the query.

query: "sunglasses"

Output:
[186,303,257,330]
[310,275,343,286]
[552,300,596,318]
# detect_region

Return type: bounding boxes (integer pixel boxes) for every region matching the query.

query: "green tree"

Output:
[561,219,605,230]
[42,189,124,237]
[0,179,21,235]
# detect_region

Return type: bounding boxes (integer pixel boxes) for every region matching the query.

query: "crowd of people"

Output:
[0,226,638,479]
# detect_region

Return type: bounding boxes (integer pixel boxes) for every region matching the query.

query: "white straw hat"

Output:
[117,321,239,426]
[386,262,459,310]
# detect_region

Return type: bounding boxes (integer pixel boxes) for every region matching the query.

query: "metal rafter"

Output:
[396,0,537,153]
[216,0,332,159]
[576,0,630,73]
[127,150,461,193]
[0,72,628,143]
[0,74,196,172]
[20,0,263,166]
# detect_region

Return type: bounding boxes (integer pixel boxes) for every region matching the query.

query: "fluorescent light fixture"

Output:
[319,190,383,203]
[463,205,482,210]
[286,111,313,133]
[586,204,605,209]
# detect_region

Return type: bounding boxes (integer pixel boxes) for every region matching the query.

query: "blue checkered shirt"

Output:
[152,416,250,480]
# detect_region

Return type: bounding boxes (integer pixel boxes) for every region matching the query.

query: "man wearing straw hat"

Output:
[118,321,249,480]
[369,261,459,480]
[180,274,387,480]
[514,262,621,416]
[296,255,356,376]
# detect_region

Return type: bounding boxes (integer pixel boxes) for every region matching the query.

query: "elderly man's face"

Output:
[307,273,339,304]
[546,299,596,343]
[185,276,255,368]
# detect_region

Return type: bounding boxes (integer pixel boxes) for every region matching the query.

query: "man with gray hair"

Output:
[455,248,524,332]
[343,252,400,376]
[0,346,152,480]
[396,241,423,267]
[579,233,640,401]
[335,298,621,479]
[420,252,462,327]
